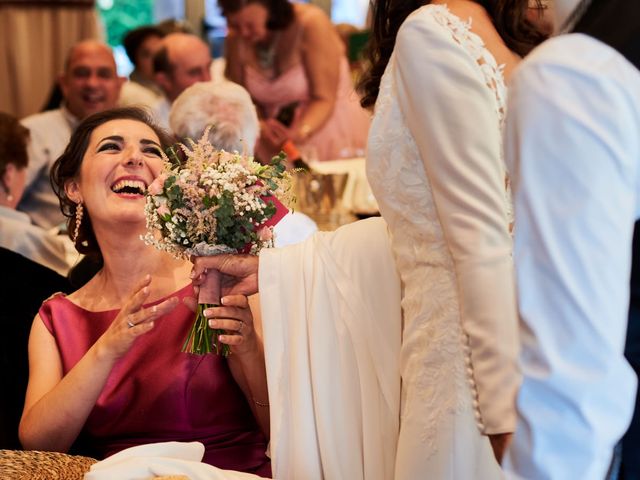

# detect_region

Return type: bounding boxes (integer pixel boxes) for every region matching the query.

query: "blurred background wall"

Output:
[0,0,369,119]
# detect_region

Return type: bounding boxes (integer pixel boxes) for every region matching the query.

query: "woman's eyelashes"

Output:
[144,147,162,157]
[98,142,120,152]
[97,142,161,158]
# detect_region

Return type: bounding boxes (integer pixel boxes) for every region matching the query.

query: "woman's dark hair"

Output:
[122,25,164,66]
[50,107,174,259]
[218,0,294,30]
[0,112,29,179]
[358,0,548,109]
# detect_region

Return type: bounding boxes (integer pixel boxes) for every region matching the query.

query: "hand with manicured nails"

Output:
[190,255,260,296]
[95,274,179,361]
[184,294,258,357]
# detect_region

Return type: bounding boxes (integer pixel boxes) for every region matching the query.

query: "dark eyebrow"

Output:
[141,139,161,148]
[99,135,123,143]
[98,136,161,148]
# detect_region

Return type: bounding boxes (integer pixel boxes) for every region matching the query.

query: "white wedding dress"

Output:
[367,5,519,479]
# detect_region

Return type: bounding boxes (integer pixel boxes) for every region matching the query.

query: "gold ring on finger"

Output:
[127,319,136,328]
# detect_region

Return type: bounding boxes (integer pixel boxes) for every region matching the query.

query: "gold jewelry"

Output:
[298,123,313,141]
[72,202,83,243]
[253,398,270,407]
[255,32,281,70]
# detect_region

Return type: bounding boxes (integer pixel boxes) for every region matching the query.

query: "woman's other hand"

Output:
[488,432,512,464]
[259,119,290,158]
[191,254,260,296]
[204,295,258,356]
[96,275,179,361]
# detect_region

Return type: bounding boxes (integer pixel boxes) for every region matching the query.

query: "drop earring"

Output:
[1,180,12,202]
[72,202,83,243]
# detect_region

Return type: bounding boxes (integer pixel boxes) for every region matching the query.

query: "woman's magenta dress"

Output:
[39,284,271,477]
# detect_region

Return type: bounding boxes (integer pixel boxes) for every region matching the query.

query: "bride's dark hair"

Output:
[358,0,548,109]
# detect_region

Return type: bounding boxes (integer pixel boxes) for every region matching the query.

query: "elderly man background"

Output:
[169,80,258,153]
[18,40,124,229]
[151,33,212,130]
[169,80,317,247]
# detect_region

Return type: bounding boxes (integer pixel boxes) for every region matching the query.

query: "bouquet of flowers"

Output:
[143,127,292,355]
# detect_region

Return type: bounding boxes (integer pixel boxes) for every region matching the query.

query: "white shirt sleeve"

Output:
[503,34,640,480]
[393,14,519,434]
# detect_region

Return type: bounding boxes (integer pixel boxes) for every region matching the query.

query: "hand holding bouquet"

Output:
[143,127,292,355]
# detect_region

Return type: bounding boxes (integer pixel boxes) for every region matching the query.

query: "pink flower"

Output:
[258,226,273,241]
[157,204,170,217]
[148,174,167,195]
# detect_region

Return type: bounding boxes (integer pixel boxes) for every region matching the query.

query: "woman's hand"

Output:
[488,432,512,464]
[95,275,179,361]
[259,119,290,158]
[204,295,258,357]
[191,255,260,296]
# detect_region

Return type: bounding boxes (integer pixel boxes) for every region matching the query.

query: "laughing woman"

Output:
[18,107,271,477]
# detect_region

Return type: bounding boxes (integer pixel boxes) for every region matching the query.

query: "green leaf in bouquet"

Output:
[166,146,182,167]
[167,184,183,204]
[262,201,277,219]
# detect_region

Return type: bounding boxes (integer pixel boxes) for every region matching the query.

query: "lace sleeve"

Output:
[394,10,518,434]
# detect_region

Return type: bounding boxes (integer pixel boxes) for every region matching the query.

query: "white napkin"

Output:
[84,441,268,480]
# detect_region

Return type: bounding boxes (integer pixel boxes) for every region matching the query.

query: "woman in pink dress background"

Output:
[220,0,370,162]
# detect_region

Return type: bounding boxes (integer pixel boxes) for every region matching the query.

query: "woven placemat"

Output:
[0,449,97,480]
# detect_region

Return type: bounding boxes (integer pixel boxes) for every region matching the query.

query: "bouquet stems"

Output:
[182,267,231,356]
[182,303,230,356]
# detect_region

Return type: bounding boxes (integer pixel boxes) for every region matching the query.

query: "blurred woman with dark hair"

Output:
[220,0,370,163]
[0,112,75,275]
[119,25,165,108]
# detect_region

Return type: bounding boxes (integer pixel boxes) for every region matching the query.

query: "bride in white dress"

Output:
[361,1,545,478]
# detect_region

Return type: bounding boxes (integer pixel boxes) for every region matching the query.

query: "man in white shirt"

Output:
[151,33,213,130]
[504,1,640,478]
[19,40,124,229]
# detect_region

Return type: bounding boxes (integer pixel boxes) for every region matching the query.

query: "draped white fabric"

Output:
[259,217,402,480]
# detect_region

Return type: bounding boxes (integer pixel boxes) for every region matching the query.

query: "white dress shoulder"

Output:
[366,5,518,478]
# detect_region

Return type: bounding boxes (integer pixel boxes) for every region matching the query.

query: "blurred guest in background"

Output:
[0,112,76,275]
[220,0,370,163]
[157,18,194,35]
[170,80,317,246]
[119,25,165,108]
[152,33,213,130]
[0,245,71,451]
[170,80,259,153]
[19,40,124,229]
